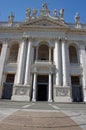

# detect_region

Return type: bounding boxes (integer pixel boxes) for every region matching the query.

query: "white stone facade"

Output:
[0,3,86,102]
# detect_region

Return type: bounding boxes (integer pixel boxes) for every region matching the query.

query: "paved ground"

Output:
[0,100,86,130]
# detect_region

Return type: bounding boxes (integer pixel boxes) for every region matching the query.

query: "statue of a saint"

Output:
[26,8,31,18]
[53,9,57,17]
[42,2,48,10]
[59,9,64,19]
[32,9,37,17]
[8,12,14,23]
[75,12,80,24]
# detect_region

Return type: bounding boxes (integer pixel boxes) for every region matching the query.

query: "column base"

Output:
[32,98,36,102]
[53,85,72,103]
[48,99,53,102]
[11,84,31,101]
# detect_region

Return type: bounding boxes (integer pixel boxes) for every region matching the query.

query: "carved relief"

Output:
[56,88,70,96]
[15,87,29,95]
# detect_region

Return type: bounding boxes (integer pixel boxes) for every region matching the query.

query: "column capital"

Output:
[22,36,28,42]
[61,37,68,43]
[54,37,61,42]
[27,36,33,40]
[34,67,37,73]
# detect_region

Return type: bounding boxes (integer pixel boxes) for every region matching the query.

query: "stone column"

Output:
[36,46,38,61]
[48,73,53,102]
[54,39,61,86]
[49,47,52,61]
[0,40,8,85]
[79,44,86,102]
[0,40,8,98]
[16,38,27,84]
[62,38,69,86]
[32,72,37,102]
[24,38,32,85]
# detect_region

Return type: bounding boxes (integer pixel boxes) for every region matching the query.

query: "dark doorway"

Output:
[2,83,13,99]
[37,84,48,101]
[2,74,15,99]
[72,85,83,102]
[37,75,48,101]
[71,76,83,102]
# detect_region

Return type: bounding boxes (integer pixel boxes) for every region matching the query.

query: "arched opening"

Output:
[8,43,19,62]
[0,43,2,55]
[69,45,78,63]
[38,44,49,60]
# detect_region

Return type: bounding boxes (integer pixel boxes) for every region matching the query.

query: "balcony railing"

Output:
[34,60,54,66]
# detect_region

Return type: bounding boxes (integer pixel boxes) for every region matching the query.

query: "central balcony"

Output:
[32,60,55,74]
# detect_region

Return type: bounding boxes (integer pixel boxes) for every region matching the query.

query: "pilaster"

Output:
[0,40,8,98]
[54,38,62,86]
[79,44,86,102]
[49,47,52,61]
[16,38,27,84]
[24,37,32,85]
[54,38,71,102]
[62,38,69,86]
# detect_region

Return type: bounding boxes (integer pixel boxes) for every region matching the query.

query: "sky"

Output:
[0,0,86,23]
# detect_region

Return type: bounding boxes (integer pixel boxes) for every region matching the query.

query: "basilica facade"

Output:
[0,3,86,102]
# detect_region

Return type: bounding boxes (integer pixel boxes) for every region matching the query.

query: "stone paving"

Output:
[0,101,86,130]
[0,109,82,130]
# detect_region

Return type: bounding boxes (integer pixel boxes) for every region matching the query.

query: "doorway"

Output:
[71,76,83,102]
[37,84,48,101]
[2,74,15,99]
[37,75,48,101]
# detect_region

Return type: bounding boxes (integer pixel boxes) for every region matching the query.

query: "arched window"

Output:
[38,44,49,60]
[0,43,2,55]
[8,44,19,62]
[69,45,78,63]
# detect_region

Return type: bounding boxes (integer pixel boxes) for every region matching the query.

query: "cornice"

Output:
[0,24,86,36]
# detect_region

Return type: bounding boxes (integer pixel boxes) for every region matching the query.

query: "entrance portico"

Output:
[11,38,71,102]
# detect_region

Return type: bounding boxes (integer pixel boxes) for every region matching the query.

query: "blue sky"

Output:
[0,0,86,23]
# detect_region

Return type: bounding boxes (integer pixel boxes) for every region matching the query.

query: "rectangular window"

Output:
[6,74,15,83]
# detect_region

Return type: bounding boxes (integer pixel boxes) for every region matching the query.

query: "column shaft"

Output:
[49,47,52,61]
[79,45,86,102]
[62,39,68,86]
[54,39,61,86]
[24,39,32,85]
[48,73,53,102]
[16,39,27,84]
[32,73,37,102]
[0,42,8,85]
[36,47,38,61]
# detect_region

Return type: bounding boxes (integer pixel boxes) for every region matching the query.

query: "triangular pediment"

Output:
[20,17,69,28]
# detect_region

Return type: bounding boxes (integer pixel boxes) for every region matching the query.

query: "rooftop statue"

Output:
[74,12,81,28]
[59,9,64,19]
[53,9,57,17]
[42,2,48,10]
[75,12,80,24]
[32,9,37,18]
[40,2,50,17]
[8,12,14,23]
[26,8,31,18]
[8,12,14,26]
